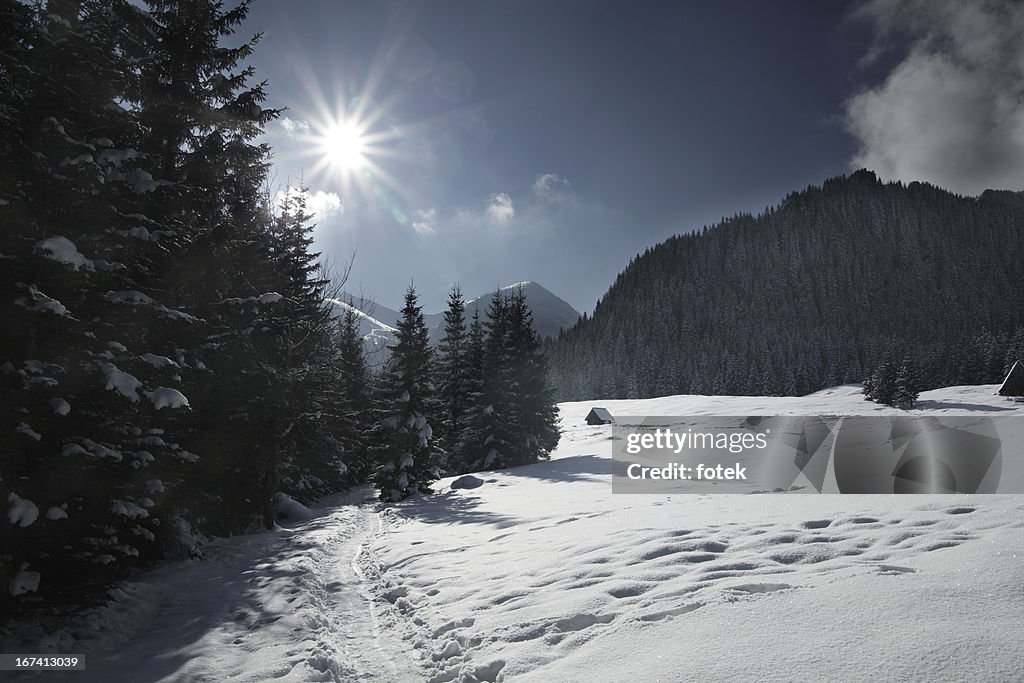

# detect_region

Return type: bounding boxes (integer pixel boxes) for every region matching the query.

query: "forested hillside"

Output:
[0,0,361,610]
[0,0,559,615]
[550,171,1024,400]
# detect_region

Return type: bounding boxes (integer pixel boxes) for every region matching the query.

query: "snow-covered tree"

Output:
[370,286,443,501]
[1,0,353,611]
[0,0,199,610]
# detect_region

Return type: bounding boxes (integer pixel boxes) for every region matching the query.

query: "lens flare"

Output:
[319,120,367,171]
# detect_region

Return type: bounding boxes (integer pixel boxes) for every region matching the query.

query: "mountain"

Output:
[336,281,581,362]
[461,281,581,342]
[548,170,1024,400]
[327,298,397,363]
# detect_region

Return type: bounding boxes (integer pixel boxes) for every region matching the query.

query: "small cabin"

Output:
[585,407,614,425]
[998,359,1024,397]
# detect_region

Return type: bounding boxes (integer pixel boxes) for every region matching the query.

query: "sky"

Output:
[243,0,1024,313]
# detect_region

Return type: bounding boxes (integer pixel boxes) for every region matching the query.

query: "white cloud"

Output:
[486,192,515,224]
[278,116,310,136]
[412,208,437,236]
[532,173,574,202]
[845,0,1024,195]
[275,186,343,219]
[307,190,343,218]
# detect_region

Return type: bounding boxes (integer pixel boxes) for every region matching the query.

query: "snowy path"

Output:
[15,501,422,682]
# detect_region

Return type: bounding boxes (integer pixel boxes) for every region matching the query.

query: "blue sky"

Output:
[245,0,1024,312]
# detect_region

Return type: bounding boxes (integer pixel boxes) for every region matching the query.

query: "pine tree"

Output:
[334,303,372,483]
[436,286,470,466]
[451,309,487,474]
[892,354,920,408]
[371,286,443,501]
[864,350,897,406]
[455,290,561,472]
[505,288,560,466]
[0,0,201,609]
[260,188,348,512]
[462,292,516,470]
[1,0,360,612]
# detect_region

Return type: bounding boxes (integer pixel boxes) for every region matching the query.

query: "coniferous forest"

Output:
[549,172,1024,401]
[0,0,559,615]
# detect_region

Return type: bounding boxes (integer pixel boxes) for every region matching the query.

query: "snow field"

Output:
[365,385,1024,681]
[4,384,1023,682]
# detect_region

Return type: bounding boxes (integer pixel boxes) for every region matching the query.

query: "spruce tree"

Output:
[864,350,897,406]
[892,354,920,408]
[334,303,372,484]
[260,188,348,512]
[463,292,516,470]
[371,286,443,501]
[451,310,487,474]
[0,0,201,609]
[505,288,560,466]
[437,286,470,466]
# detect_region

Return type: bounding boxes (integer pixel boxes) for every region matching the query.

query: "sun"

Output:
[319,121,367,170]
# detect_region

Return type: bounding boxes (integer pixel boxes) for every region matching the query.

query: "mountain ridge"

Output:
[548,170,1024,400]
[332,281,581,361]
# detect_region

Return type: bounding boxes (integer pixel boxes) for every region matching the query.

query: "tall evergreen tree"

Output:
[258,188,348,515]
[436,286,470,466]
[370,286,443,501]
[0,0,202,609]
[334,303,372,483]
[864,350,897,406]
[460,292,516,470]
[1,0,356,611]
[450,309,487,474]
[456,290,560,472]
[505,288,561,466]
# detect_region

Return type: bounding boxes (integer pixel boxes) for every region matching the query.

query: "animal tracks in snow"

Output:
[370,497,1019,682]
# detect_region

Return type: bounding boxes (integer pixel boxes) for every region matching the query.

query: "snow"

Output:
[221,292,285,306]
[15,285,68,316]
[327,299,399,333]
[109,500,149,520]
[275,492,315,521]
[9,566,42,597]
[123,168,158,193]
[101,363,141,402]
[15,422,41,441]
[60,443,89,458]
[46,506,69,521]
[7,493,39,527]
[128,226,151,241]
[96,148,138,165]
[5,385,1024,682]
[61,439,123,462]
[104,290,154,305]
[139,353,178,368]
[146,387,189,410]
[35,235,93,270]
